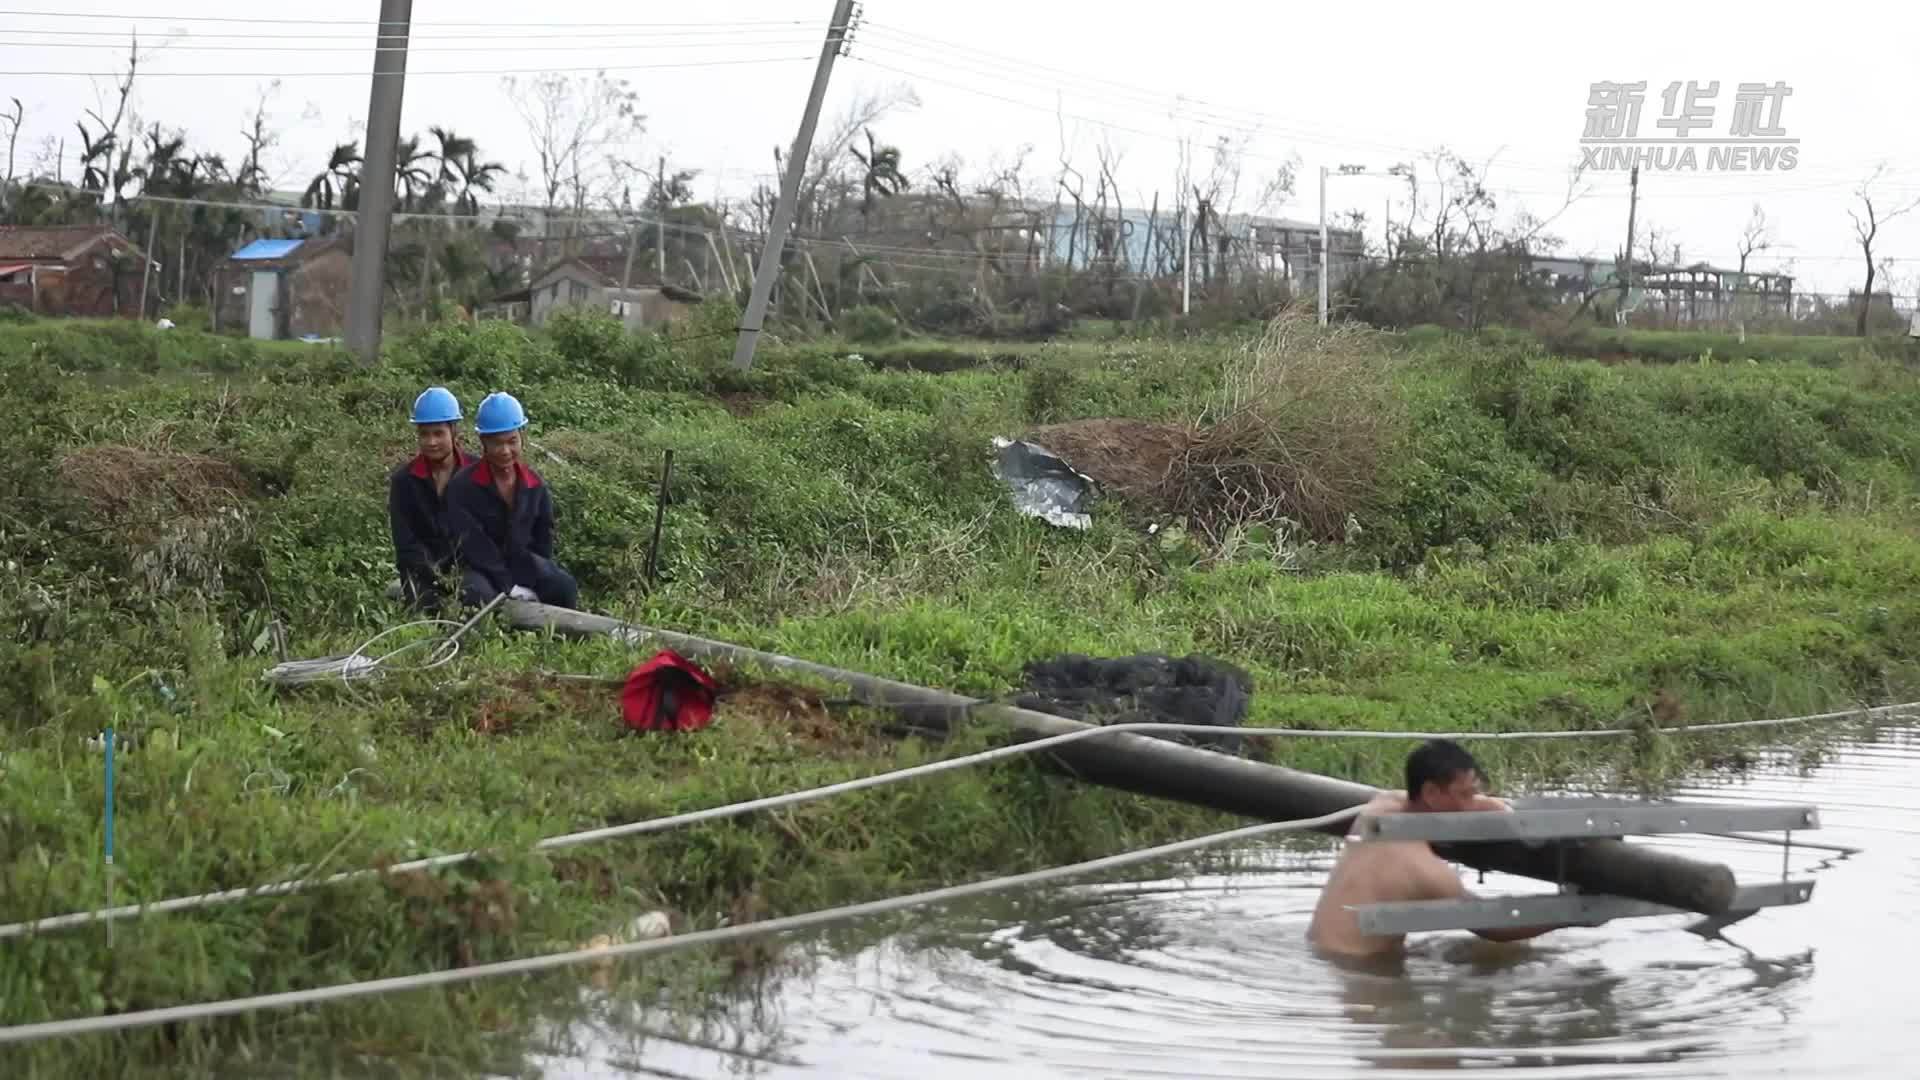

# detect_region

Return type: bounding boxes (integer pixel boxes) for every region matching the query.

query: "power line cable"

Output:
[0,36,822,54]
[0,11,811,29]
[0,53,818,78]
[0,807,1367,1044]
[859,21,1920,187]
[1,693,1899,942]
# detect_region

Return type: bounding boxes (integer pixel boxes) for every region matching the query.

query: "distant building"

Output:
[818,193,1367,294]
[0,225,148,318]
[515,255,703,330]
[1636,261,1795,323]
[1524,255,1794,322]
[212,236,352,340]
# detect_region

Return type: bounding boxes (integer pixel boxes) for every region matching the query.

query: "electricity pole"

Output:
[1181,201,1191,315]
[1621,164,1639,324]
[730,0,858,371]
[1317,165,1328,325]
[345,0,413,363]
[657,155,668,283]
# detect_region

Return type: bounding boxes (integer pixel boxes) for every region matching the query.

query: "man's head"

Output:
[480,429,522,472]
[474,391,529,472]
[415,421,457,465]
[409,386,463,466]
[1405,738,1484,811]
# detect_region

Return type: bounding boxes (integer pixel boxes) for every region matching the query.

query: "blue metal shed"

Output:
[230,238,307,262]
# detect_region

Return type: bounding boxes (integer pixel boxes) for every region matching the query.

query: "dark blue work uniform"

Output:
[446,459,579,609]
[387,448,473,612]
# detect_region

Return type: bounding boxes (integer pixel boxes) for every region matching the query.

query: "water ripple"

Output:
[539,724,1920,1079]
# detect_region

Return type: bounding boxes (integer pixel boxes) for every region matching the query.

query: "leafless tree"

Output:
[85,34,153,229]
[1848,164,1920,337]
[502,70,645,260]
[1736,203,1774,275]
[1,98,22,219]
[236,82,284,196]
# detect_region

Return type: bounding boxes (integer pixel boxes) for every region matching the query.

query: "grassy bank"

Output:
[5,310,1920,1075]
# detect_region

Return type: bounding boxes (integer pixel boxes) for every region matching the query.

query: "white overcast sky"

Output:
[5,0,1919,297]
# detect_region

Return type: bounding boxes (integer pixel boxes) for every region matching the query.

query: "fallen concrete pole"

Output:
[505,601,1738,915]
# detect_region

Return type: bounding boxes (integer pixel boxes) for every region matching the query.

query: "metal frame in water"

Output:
[1349,800,1823,936]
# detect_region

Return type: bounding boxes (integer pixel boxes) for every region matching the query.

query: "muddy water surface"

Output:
[535,722,1920,1079]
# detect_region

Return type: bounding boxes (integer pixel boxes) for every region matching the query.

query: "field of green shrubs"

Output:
[4,308,1920,1076]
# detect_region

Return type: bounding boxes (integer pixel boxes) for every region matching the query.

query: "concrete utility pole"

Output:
[1181,201,1191,315]
[137,212,157,319]
[344,0,413,363]
[1621,164,1639,325]
[656,155,668,283]
[730,0,858,371]
[1317,165,1328,325]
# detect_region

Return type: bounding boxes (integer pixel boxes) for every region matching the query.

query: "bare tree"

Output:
[1736,203,1773,275]
[502,70,645,260]
[85,34,152,229]
[1848,164,1920,337]
[236,82,284,196]
[1,98,21,220]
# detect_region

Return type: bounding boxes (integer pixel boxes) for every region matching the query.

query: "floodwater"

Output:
[531,722,1920,1079]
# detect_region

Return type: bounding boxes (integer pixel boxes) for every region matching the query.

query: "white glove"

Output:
[509,585,538,601]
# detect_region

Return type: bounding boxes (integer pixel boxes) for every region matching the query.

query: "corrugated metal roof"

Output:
[0,225,127,261]
[231,238,305,261]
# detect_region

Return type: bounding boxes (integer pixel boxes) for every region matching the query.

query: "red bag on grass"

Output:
[620,650,719,732]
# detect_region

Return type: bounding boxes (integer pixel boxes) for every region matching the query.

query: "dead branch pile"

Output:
[57,445,253,519]
[1021,418,1192,500]
[1163,304,1404,543]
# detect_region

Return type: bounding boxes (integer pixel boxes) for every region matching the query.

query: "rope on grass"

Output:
[0,806,1364,1045]
[260,593,505,688]
[1,698,1908,941]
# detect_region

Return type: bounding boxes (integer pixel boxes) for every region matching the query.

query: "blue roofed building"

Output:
[213,236,351,340]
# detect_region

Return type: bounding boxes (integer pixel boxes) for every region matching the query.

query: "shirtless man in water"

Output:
[1307,739,1577,961]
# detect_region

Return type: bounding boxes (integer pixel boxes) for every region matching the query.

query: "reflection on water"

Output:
[533,723,1919,1079]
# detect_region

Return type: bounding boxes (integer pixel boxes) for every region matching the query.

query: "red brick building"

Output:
[0,225,148,318]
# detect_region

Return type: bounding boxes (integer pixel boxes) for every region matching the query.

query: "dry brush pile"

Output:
[1027,305,1406,545]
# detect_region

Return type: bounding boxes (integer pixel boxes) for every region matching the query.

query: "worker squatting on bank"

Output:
[1307,739,1585,962]
[444,391,580,610]
[387,386,475,614]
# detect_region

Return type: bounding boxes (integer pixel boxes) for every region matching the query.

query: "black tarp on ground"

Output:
[1012,653,1254,754]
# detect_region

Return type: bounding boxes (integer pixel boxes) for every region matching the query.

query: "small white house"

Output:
[524,255,702,331]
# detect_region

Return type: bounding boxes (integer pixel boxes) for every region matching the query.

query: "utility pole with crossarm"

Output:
[730,0,859,371]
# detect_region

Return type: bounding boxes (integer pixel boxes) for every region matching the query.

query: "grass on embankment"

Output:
[4,310,1920,1075]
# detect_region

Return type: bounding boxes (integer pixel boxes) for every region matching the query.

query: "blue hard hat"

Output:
[474,391,529,436]
[410,386,462,424]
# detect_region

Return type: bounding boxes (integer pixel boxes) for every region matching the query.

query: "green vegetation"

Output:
[5,310,1920,1076]
[1403,323,1919,367]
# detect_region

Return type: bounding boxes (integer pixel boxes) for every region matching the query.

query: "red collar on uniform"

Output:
[408,447,472,479]
[469,459,542,489]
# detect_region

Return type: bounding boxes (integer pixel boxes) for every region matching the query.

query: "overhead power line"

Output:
[0,53,817,78]
[0,25,813,42]
[0,10,810,29]
[0,37,821,54]
[858,20,1920,188]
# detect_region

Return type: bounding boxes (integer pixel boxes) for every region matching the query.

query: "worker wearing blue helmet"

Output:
[446,391,579,610]
[387,386,475,613]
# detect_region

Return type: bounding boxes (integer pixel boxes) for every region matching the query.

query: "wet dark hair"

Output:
[1406,738,1481,800]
